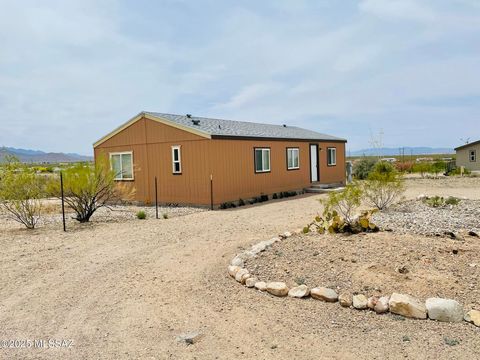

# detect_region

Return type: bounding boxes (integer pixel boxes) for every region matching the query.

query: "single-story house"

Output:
[455,140,480,171]
[93,112,347,206]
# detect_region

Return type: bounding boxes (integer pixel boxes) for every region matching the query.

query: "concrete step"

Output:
[304,186,345,194]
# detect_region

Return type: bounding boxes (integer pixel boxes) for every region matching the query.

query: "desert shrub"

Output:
[395,161,414,173]
[412,162,432,178]
[220,201,236,209]
[321,182,363,225]
[424,196,461,208]
[272,193,278,199]
[362,162,405,210]
[47,159,134,223]
[162,213,168,219]
[260,194,268,202]
[238,198,245,206]
[353,158,377,180]
[446,167,471,176]
[136,210,146,219]
[0,156,45,229]
[431,161,445,178]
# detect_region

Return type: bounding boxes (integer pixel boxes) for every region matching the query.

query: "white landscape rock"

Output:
[464,310,480,327]
[288,285,310,298]
[266,282,289,297]
[353,294,368,310]
[389,293,427,319]
[367,296,379,310]
[374,296,390,314]
[338,293,352,307]
[254,281,267,291]
[283,231,292,238]
[230,256,244,267]
[235,269,250,284]
[245,277,257,288]
[310,287,338,302]
[228,265,241,278]
[425,298,464,323]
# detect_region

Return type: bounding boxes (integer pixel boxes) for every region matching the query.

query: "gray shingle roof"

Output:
[145,112,346,142]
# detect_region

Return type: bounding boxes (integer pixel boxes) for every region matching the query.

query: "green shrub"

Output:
[362,162,405,210]
[446,167,471,176]
[220,201,236,209]
[238,198,245,206]
[424,196,461,208]
[0,156,45,229]
[162,213,168,219]
[353,158,377,180]
[272,193,278,199]
[304,209,379,234]
[431,161,446,178]
[136,210,146,219]
[412,162,432,178]
[445,196,461,206]
[321,182,363,225]
[47,158,134,223]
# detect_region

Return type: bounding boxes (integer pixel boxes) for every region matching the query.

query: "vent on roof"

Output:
[192,119,200,126]
[186,114,192,118]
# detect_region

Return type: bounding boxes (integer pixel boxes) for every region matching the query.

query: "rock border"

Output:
[228,231,480,327]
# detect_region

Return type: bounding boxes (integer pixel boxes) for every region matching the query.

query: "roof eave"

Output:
[210,134,347,142]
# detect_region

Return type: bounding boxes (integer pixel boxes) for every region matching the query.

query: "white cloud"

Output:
[359,0,436,22]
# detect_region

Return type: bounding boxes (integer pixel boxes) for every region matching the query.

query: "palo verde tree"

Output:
[0,155,45,229]
[362,161,405,210]
[48,159,134,223]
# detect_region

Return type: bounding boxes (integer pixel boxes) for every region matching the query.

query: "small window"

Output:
[254,148,271,173]
[110,152,133,180]
[470,150,477,162]
[287,148,299,170]
[172,146,182,174]
[327,147,337,166]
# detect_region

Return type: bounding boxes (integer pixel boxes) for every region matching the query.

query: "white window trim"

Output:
[172,145,182,174]
[327,147,337,166]
[109,151,134,181]
[470,150,477,162]
[287,148,300,170]
[255,148,271,173]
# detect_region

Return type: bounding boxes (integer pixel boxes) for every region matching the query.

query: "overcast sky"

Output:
[1,0,479,155]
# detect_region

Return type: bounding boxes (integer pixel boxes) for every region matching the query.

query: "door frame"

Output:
[309,143,319,183]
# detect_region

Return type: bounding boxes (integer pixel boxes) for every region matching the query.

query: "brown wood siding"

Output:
[94,116,346,206]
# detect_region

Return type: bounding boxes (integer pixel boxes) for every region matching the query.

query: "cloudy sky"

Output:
[1,0,479,155]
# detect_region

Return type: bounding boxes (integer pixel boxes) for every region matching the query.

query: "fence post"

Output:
[155,176,158,219]
[60,172,66,232]
[210,174,213,210]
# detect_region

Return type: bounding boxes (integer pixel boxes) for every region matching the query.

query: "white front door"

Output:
[310,144,318,182]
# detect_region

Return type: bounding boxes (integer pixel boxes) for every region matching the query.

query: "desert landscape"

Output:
[1,176,479,359]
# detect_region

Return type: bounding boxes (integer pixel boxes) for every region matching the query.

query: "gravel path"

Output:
[1,179,480,359]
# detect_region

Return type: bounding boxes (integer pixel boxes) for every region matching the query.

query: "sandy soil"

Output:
[1,178,480,359]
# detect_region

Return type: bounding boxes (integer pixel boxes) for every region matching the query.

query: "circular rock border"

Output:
[228,231,480,328]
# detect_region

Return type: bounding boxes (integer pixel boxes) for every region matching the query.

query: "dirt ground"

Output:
[1,177,480,359]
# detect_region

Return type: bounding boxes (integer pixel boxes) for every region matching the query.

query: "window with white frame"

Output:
[110,152,133,180]
[287,148,299,170]
[470,150,477,162]
[254,148,271,173]
[327,147,337,166]
[172,145,182,174]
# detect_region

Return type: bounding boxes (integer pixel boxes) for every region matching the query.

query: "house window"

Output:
[470,150,477,162]
[172,146,182,174]
[110,152,133,180]
[327,147,337,166]
[254,148,271,173]
[287,148,299,170]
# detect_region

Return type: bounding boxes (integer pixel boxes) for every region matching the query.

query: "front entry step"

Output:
[304,183,345,194]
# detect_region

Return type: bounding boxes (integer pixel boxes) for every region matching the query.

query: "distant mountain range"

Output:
[349,147,455,157]
[0,147,93,163]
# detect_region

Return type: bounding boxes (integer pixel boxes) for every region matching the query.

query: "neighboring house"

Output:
[93,112,347,206]
[455,140,480,171]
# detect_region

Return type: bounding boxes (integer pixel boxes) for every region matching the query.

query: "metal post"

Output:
[155,176,158,219]
[60,172,66,232]
[210,174,213,210]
